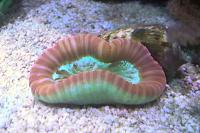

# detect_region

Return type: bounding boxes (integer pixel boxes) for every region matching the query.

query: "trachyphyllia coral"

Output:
[29,34,166,105]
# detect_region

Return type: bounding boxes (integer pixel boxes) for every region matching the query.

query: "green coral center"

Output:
[52,56,141,84]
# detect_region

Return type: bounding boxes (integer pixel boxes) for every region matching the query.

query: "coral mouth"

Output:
[52,56,141,84]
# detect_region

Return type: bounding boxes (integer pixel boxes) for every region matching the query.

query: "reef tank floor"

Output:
[0,0,199,132]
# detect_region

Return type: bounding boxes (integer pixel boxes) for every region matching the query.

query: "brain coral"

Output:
[29,34,166,105]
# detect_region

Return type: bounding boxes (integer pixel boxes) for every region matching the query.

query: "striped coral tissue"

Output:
[29,33,166,105]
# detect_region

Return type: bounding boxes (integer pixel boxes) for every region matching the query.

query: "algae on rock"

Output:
[99,24,186,80]
[0,0,13,15]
